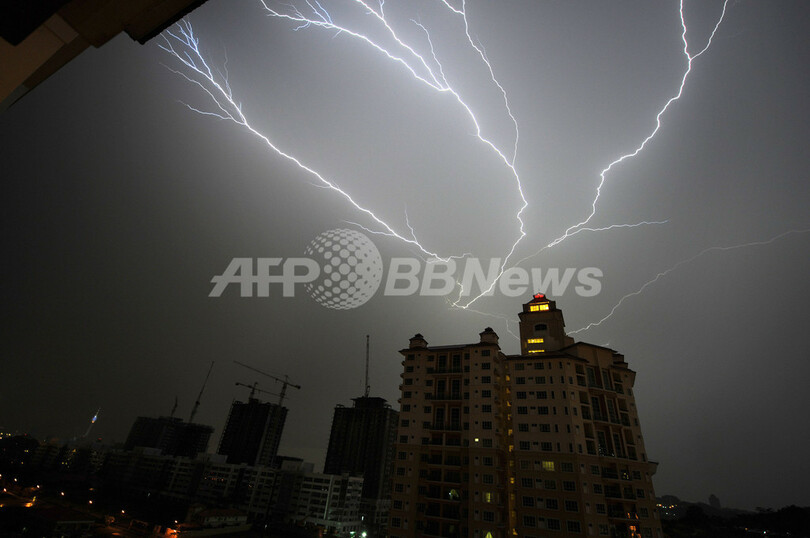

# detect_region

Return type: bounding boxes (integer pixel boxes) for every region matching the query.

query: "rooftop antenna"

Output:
[364,334,370,397]
[189,361,214,424]
[169,396,178,418]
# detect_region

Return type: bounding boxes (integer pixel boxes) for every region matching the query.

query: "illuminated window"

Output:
[542,461,555,472]
[527,338,544,344]
[484,492,492,503]
[528,349,545,354]
[530,303,550,312]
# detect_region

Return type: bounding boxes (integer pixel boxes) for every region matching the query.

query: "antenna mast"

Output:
[189,361,214,424]
[364,334,370,397]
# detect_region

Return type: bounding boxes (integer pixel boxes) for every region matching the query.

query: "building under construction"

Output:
[124,416,213,459]
[324,396,398,534]
[217,398,287,467]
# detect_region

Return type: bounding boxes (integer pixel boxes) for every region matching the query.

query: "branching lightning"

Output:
[514,221,670,267]
[158,0,805,342]
[567,229,810,335]
[545,0,729,249]
[257,0,529,302]
[159,20,464,261]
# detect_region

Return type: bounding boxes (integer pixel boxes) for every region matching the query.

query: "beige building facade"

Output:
[388,295,662,538]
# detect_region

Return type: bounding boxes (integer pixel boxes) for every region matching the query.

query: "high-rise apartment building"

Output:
[388,295,662,538]
[217,398,287,466]
[324,396,399,532]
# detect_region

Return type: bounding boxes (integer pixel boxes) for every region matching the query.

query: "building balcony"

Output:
[429,422,462,431]
[608,509,640,521]
[601,469,619,480]
[424,510,462,521]
[427,367,464,375]
[427,393,463,401]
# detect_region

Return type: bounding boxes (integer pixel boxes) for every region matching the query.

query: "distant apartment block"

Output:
[93,449,362,536]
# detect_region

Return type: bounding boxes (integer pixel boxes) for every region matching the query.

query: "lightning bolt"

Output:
[450,305,520,341]
[568,229,810,335]
[163,1,745,325]
[258,0,528,288]
[451,0,729,308]
[514,221,670,267]
[546,0,729,249]
[163,0,529,281]
[159,21,460,261]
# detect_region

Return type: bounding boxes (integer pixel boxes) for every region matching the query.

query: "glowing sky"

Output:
[1,0,809,510]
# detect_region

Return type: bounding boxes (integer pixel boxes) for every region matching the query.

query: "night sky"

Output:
[2,0,809,511]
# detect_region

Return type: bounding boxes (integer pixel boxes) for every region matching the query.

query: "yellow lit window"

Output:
[509,476,515,484]
[542,461,555,472]
[529,304,550,312]
[527,338,544,344]
[528,349,545,354]
[484,492,492,503]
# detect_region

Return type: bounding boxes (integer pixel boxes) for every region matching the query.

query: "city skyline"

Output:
[1,0,809,512]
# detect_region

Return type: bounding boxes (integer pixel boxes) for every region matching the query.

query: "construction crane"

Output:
[234,381,280,400]
[233,360,300,407]
[188,361,214,424]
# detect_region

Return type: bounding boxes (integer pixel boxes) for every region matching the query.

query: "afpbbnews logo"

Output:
[210,229,603,310]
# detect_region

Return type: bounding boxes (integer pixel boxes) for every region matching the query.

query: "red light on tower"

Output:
[533,293,545,299]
